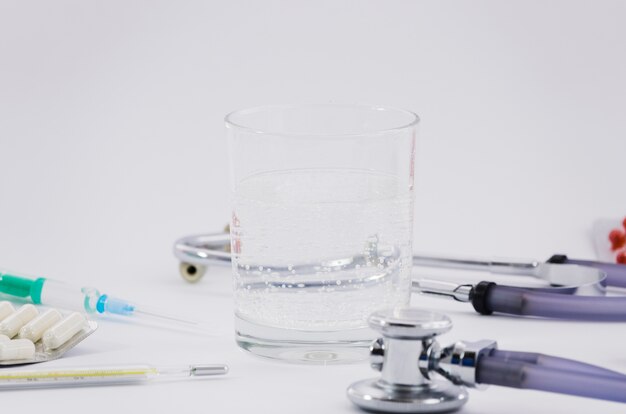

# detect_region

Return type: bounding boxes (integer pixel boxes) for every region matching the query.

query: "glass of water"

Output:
[226,104,418,363]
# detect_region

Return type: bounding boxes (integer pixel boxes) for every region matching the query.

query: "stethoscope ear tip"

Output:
[179,262,208,283]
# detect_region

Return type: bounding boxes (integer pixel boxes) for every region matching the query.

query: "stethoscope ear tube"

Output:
[548,254,626,288]
[470,282,496,315]
[174,232,626,289]
[477,355,626,403]
[173,233,626,321]
[472,282,626,321]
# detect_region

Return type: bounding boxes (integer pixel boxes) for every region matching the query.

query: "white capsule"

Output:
[0,334,9,343]
[0,339,36,361]
[42,312,87,350]
[0,304,39,338]
[0,302,15,321]
[18,309,63,342]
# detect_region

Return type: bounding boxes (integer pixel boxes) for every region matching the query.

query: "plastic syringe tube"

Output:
[0,270,132,317]
[1,271,199,327]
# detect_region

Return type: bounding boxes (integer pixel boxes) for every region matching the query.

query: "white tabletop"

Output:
[1,1,626,412]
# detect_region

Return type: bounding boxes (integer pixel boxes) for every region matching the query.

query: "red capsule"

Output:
[609,229,626,251]
[622,217,626,231]
[617,251,626,265]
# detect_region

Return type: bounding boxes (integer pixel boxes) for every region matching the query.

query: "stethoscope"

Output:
[173,231,626,321]
[346,308,626,412]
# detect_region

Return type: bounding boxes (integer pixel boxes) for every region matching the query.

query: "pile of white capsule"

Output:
[0,301,90,362]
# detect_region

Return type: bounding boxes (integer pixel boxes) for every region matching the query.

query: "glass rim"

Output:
[224,103,420,138]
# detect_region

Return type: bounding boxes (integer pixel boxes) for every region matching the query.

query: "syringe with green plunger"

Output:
[0,269,198,327]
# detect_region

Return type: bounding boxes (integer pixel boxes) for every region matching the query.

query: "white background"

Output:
[1,0,626,412]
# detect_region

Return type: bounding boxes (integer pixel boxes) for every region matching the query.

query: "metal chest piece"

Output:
[347,308,468,413]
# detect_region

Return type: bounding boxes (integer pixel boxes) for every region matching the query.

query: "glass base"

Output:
[235,314,374,364]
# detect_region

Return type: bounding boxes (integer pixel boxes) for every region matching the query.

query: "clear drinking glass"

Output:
[226,104,418,363]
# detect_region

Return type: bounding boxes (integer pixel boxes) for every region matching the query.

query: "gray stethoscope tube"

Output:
[173,232,626,321]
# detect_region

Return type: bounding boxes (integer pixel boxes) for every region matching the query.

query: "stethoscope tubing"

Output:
[174,233,626,321]
[173,232,626,288]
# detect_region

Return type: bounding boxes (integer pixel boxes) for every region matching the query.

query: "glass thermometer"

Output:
[0,363,228,389]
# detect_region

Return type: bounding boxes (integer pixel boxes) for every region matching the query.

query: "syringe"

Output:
[0,269,198,327]
[0,363,228,390]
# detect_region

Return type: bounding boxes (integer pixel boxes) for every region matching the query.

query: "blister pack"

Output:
[0,302,97,365]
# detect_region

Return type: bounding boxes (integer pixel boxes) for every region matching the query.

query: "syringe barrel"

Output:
[38,279,100,313]
[40,281,133,316]
[0,271,99,313]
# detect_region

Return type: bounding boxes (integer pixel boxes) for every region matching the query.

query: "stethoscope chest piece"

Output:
[347,378,467,413]
[347,309,468,413]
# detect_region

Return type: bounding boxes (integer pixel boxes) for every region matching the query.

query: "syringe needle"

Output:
[132,308,199,326]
